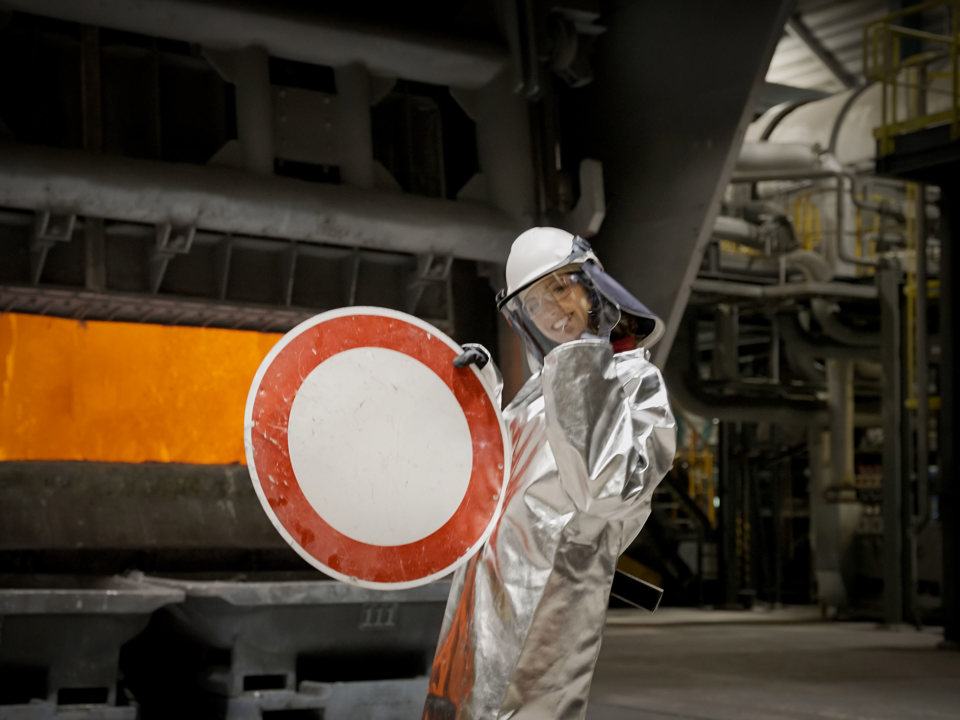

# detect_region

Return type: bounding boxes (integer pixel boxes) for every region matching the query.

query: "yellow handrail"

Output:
[863,0,960,155]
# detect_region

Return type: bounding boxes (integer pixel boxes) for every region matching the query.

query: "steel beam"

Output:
[0,142,519,263]
[784,13,858,90]
[234,45,275,174]
[580,0,795,365]
[879,260,906,625]
[939,181,959,646]
[3,0,507,89]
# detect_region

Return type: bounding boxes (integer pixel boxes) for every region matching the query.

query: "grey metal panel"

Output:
[582,0,795,365]
[222,679,430,720]
[122,574,448,711]
[0,575,184,712]
[0,462,284,551]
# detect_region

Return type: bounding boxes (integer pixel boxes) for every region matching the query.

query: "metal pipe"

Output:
[6,0,507,89]
[827,358,855,487]
[846,173,906,223]
[879,259,905,626]
[730,167,885,268]
[729,168,840,183]
[774,311,879,391]
[813,357,861,614]
[854,360,883,381]
[690,278,878,300]
[709,248,831,284]
[713,215,760,242]
[669,309,887,426]
[776,313,880,362]
[915,184,931,532]
[665,357,830,426]
[814,303,882,346]
[811,299,881,347]
[736,141,824,171]
[0,142,519,263]
[666,316,830,426]
[780,249,833,282]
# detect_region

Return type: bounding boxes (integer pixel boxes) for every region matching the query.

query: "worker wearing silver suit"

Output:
[424,227,677,719]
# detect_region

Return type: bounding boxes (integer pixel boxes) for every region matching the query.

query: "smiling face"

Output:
[520,270,594,344]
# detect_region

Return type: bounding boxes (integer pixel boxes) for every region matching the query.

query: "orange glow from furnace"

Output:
[0,313,281,464]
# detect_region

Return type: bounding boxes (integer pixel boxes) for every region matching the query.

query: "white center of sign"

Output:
[287,346,473,547]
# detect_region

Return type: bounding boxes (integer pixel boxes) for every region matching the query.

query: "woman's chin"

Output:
[545,327,586,345]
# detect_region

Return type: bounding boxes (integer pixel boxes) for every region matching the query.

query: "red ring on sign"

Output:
[248,313,505,585]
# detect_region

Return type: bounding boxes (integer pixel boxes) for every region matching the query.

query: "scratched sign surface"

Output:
[244,307,510,589]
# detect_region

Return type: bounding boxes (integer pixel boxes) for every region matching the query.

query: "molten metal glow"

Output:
[0,313,281,463]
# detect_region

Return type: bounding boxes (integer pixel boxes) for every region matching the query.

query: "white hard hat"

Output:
[502,227,599,299]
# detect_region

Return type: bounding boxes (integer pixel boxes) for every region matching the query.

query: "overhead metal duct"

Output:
[0,142,519,263]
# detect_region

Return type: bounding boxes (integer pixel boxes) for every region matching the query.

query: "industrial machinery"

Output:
[660,1,958,628]
[1,1,957,718]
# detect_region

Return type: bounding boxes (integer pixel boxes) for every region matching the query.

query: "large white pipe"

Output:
[2,0,508,89]
[736,141,824,171]
[0,142,519,263]
[713,215,760,242]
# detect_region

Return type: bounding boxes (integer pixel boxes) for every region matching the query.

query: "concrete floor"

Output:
[588,607,960,720]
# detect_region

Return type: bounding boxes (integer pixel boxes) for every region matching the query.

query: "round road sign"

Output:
[244,307,510,589]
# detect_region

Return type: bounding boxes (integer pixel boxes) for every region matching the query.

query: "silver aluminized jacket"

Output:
[424,340,676,719]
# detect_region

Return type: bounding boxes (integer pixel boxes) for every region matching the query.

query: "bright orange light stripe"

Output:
[0,313,281,464]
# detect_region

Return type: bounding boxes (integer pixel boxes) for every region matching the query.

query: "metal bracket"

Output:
[281,243,297,306]
[407,254,454,332]
[561,158,606,237]
[547,4,605,88]
[347,248,361,305]
[30,211,76,284]
[215,235,234,300]
[150,223,196,293]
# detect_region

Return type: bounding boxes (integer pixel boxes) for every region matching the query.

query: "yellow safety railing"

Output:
[788,187,892,273]
[864,0,960,155]
[674,413,718,529]
[903,180,941,411]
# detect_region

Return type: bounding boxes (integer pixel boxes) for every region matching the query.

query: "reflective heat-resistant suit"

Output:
[424,339,677,719]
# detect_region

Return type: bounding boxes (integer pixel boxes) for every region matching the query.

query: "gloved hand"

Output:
[453,342,490,369]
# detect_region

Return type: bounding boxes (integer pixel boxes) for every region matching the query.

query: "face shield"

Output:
[499,267,621,367]
[497,234,666,369]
